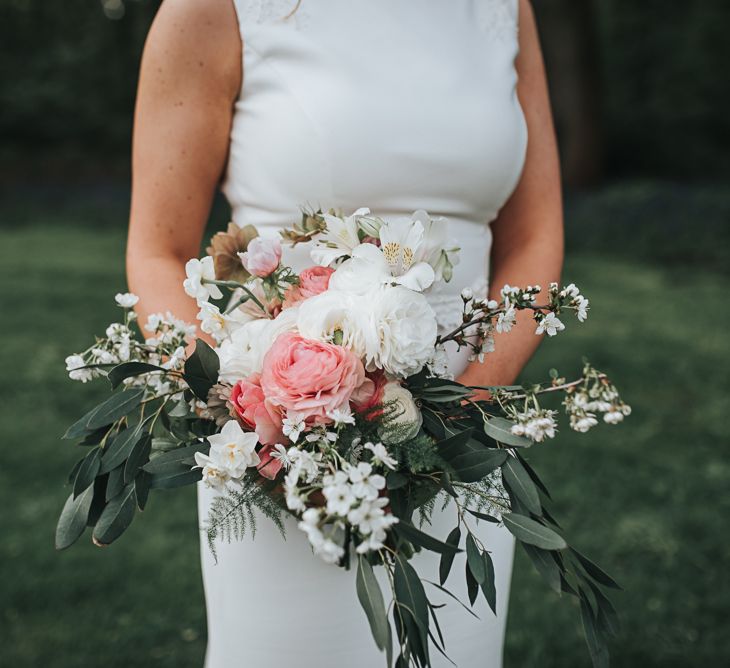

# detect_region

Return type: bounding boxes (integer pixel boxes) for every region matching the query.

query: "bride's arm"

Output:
[458,0,564,392]
[126,0,242,347]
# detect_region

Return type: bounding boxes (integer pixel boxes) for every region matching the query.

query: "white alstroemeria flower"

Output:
[364,442,398,470]
[115,292,139,308]
[378,216,436,290]
[194,451,231,491]
[311,208,370,266]
[197,301,250,342]
[409,210,460,283]
[282,412,306,443]
[206,420,260,478]
[496,305,517,333]
[536,312,565,337]
[348,462,386,501]
[65,354,94,383]
[326,406,356,427]
[183,256,223,303]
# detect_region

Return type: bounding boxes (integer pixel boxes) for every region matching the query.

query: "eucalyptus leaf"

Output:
[135,472,152,511]
[396,522,462,556]
[124,433,152,484]
[105,465,126,502]
[483,417,532,447]
[143,443,206,474]
[439,527,461,585]
[465,509,500,523]
[466,534,486,584]
[99,425,144,474]
[480,552,497,614]
[386,471,409,490]
[86,388,145,430]
[502,456,541,515]
[183,339,220,400]
[92,484,136,546]
[149,468,202,489]
[522,543,562,594]
[465,560,479,605]
[356,556,390,652]
[580,592,610,668]
[55,486,94,550]
[571,548,622,590]
[394,554,430,660]
[502,513,567,550]
[108,362,165,389]
[73,447,101,498]
[450,447,508,484]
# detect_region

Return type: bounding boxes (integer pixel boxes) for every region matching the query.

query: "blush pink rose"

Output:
[239,237,282,277]
[230,374,284,445]
[283,266,335,308]
[352,370,388,420]
[261,332,365,422]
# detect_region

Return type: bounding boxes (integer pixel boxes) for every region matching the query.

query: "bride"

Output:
[126,1,563,666]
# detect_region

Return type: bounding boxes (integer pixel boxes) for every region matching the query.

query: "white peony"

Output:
[264,304,300,345]
[378,382,423,444]
[362,286,438,377]
[216,318,270,382]
[296,290,368,357]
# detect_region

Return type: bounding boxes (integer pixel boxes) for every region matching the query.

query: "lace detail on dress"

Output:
[427,276,489,335]
[234,0,310,30]
[475,0,519,42]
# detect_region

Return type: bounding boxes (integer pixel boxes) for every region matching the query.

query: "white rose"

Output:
[216,318,269,382]
[363,286,438,377]
[296,291,368,357]
[378,383,422,444]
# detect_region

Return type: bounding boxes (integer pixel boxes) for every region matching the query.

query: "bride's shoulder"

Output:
[143,0,242,96]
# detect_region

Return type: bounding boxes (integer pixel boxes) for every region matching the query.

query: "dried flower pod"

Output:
[206,222,259,282]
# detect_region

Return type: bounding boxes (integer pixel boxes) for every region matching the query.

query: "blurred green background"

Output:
[1,1,728,667]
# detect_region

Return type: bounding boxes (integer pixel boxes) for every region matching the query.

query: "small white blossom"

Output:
[282,412,306,443]
[194,452,231,491]
[115,292,139,308]
[575,296,590,323]
[65,354,94,382]
[270,444,293,469]
[461,287,473,301]
[364,442,398,470]
[572,415,599,433]
[348,497,397,536]
[326,406,356,427]
[496,306,517,334]
[536,312,565,337]
[183,256,223,303]
[603,410,625,425]
[322,471,356,516]
[348,462,386,501]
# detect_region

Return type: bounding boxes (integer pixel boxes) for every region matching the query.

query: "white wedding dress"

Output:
[198,1,528,666]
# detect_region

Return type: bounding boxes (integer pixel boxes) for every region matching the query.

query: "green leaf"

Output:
[439,471,457,498]
[439,527,461,585]
[184,338,220,400]
[450,446,508,484]
[124,433,152,484]
[502,513,567,550]
[167,398,192,418]
[386,471,409,490]
[108,362,166,389]
[516,453,552,500]
[580,592,610,668]
[73,448,101,498]
[466,534,486,584]
[465,559,479,605]
[483,417,532,447]
[86,388,145,430]
[99,425,143,474]
[466,509,500,523]
[502,456,541,515]
[149,468,202,489]
[105,465,126,502]
[143,443,206,474]
[522,543,562,594]
[394,554,430,660]
[356,556,390,652]
[92,484,137,545]
[424,580,479,619]
[571,548,622,590]
[437,429,475,461]
[480,552,497,614]
[63,403,106,440]
[55,486,94,550]
[396,522,462,556]
[135,472,152,511]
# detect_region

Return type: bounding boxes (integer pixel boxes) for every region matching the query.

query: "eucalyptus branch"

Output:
[202,278,266,312]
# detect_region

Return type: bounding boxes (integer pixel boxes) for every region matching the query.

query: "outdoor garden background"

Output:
[1,1,728,666]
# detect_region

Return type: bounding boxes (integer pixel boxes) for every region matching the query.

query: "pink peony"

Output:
[230,374,284,445]
[261,332,365,422]
[283,266,335,308]
[239,237,282,277]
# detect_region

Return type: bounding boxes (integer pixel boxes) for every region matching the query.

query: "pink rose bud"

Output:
[239,237,282,277]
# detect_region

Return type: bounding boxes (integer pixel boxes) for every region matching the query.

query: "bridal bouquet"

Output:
[59,208,629,668]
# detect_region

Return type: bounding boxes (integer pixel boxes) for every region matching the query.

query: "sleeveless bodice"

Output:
[222,0,527,325]
[201,4,526,667]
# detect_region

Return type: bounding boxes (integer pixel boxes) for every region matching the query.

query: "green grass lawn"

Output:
[0,213,728,667]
